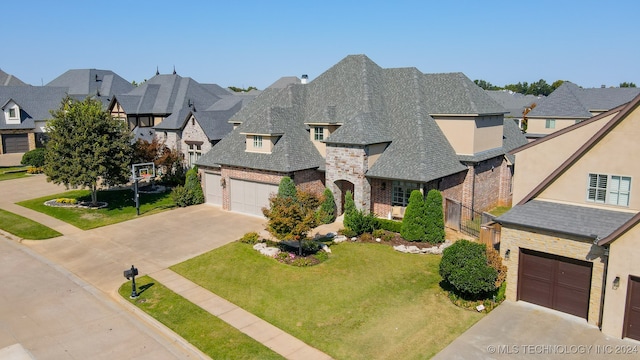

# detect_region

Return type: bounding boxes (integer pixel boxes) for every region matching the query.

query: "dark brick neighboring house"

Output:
[196,55,527,217]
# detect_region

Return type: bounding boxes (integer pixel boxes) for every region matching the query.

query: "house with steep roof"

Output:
[497,94,640,340]
[0,69,133,154]
[196,54,527,217]
[525,81,640,140]
[486,90,543,130]
[108,71,259,167]
[0,69,29,86]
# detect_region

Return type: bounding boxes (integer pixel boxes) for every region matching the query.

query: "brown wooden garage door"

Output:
[2,133,29,153]
[518,249,592,319]
[624,276,640,341]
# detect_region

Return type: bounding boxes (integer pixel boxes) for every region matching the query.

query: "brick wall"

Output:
[371,178,391,217]
[499,162,514,206]
[440,171,466,204]
[500,225,606,326]
[219,166,284,210]
[294,169,325,196]
[473,157,504,212]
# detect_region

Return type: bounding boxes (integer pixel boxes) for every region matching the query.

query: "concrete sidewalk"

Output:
[150,269,332,360]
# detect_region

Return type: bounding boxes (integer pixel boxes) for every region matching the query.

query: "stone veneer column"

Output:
[325,144,371,214]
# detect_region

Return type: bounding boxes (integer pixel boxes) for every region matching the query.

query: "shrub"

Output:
[401,190,428,241]
[424,189,445,244]
[360,232,373,242]
[344,209,377,236]
[372,229,386,238]
[486,246,507,288]
[55,198,78,204]
[317,188,336,224]
[313,251,329,262]
[170,185,190,207]
[339,228,357,238]
[239,232,260,244]
[172,167,204,207]
[343,190,356,219]
[277,176,297,199]
[439,240,497,298]
[301,240,321,255]
[21,148,45,167]
[27,166,44,174]
[376,218,402,233]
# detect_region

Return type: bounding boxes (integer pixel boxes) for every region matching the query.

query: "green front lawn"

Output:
[18,188,175,230]
[0,208,62,239]
[0,166,28,181]
[119,276,284,360]
[172,242,484,360]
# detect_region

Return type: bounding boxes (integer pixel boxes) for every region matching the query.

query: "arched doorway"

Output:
[335,180,355,214]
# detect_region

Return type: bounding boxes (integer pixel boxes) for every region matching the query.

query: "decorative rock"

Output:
[322,244,332,253]
[253,243,280,257]
[326,232,336,239]
[333,235,348,243]
[476,304,485,312]
[393,240,453,255]
[375,238,381,242]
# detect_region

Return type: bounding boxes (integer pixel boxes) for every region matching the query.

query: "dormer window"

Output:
[253,135,263,148]
[3,100,20,124]
[8,108,16,119]
[314,127,324,141]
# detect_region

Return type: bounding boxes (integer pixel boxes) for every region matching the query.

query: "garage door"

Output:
[2,134,29,153]
[518,249,592,319]
[229,179,277,217]
[624,276,640,341]
[204,173,222,206]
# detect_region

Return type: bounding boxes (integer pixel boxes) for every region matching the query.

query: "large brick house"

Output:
[196,55,527,217]
[497,94,640,340]
[108,71,258,167]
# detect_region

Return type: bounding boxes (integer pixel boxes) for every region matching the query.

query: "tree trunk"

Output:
[91,184,98,206]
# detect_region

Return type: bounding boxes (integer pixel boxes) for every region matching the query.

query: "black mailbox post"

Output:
[123,265,139,298]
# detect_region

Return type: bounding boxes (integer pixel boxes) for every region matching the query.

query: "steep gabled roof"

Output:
[529,81,640,118]
[46,69,133,97]
[0,86,68,129]
[198,54,512,179]
[0,69,29,86]
[486,90,543,118]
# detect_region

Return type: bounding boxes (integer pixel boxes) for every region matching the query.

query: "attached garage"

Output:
[2,133,29,153]
[518,249,592,319]
[204,173,222,206]
[624,276,640,341]
[229,179,278,216]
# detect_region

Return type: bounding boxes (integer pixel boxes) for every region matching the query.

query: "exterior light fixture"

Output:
[613,276,620,290]
[505,249,511,260]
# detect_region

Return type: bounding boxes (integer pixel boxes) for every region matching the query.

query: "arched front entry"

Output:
[334,179,355,215]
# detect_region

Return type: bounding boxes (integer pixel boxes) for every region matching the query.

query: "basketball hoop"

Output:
[131,162,156,215]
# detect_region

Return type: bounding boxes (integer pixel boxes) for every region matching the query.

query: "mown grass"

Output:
[0,208,62,239]
[119,276,284,360]
[17,188,175,230]
[172,241,484,360]
[0,166,28,181]
[488,206,511,217]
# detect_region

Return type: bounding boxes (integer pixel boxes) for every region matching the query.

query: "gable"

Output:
[538,103,640,210]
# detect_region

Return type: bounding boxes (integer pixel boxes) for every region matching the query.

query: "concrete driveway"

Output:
[0,176,265,358]
[434,301,640,359]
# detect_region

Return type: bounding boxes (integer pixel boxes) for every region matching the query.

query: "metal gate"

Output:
[444,198,489,238]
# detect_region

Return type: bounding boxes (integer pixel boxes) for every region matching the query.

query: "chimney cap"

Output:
[301,74,308,84]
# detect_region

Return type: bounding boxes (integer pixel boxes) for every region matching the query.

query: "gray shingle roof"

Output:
[0,70,29,86]
[501,118,528,163]
[197,54,513,179]
[497,200,636,240]
[46,69,133,97]
[486,90,543,118]
[529,82,640,118]
[0,86,68,129]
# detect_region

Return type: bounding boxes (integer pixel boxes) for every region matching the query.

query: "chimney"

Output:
[601,84,606,88]
[301,74,308,84]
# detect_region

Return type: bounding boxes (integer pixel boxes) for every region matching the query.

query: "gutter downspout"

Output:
[599,243,609,330]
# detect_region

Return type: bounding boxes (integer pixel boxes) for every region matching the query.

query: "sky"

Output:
[3,0,639,90]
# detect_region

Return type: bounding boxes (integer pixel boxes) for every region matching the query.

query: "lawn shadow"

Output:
[137,282,155,295]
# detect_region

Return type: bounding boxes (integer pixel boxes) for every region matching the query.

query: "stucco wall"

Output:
[500,225,607,326]
[601,225,640,338]
[527,117,581,135]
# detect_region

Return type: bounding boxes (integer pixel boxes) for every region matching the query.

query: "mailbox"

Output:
[124,267,138,280]
[123,265,139,298]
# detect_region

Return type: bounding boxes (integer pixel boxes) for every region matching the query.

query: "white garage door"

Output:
[230,179,278,217]
[205,173,222,206]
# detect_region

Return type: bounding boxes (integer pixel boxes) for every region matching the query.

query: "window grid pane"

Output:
[253,135,262,148]
[587,173,631,206]
[314,127,324,141]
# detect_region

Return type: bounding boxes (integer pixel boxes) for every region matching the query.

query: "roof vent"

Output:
[173,65,177,75]
[156,66,160,76]
[301,74,308,84]
[601,84,606,88]
[95,74,99,82]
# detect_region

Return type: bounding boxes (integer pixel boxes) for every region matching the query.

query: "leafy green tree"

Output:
[620,82,637,88]
[343,190,357,227]
[44,96,132,205]
[21,148,45,167]
[424,189,445,244]
[228,86,258,92]
[317,188,336,224]
[551,80,565,91]
[342,190,376,235]
[401,190,428,241]
[263,188,320,254]
[473,79,501,90]
[278,176,297,199]
[439,240,498,298]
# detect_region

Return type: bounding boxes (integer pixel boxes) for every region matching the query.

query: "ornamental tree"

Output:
[277,176,297,199]
[317,187,336,224]
[424,189,445,244]
[44,96,132,205]
[401,190,428,241]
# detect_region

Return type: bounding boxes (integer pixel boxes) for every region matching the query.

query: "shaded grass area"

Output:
[172,242,484,360]
[118,276,284,360]
[0,166,28,181]
[488,206,511,217]
[17,189,175,230]
[0,208,62,239]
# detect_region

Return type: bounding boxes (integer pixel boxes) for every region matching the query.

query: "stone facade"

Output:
[325,144,371,213]
[500,225,607,326]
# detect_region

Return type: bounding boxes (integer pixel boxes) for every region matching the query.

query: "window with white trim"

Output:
[188,143,202,167]
[587,173,631,206]
[545,119,556,129]
[253,135,263,148]
[313,127,324,141]
[392,181,420,207]
[8,108,17,119]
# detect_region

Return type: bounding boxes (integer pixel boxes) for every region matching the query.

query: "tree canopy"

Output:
[44,96,132,205]
[620,82,637,88]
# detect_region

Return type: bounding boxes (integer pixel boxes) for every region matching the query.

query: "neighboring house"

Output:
[0,69,29,86]
[525,81,640,140]
[486,90,543,131]
[0,69,133,154]
[108,72,258,167]
[497,94,640,341]
[196,54,527,217]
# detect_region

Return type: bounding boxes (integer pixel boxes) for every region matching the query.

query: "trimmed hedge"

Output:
[375,218,402,233]
[439,240,498,298]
